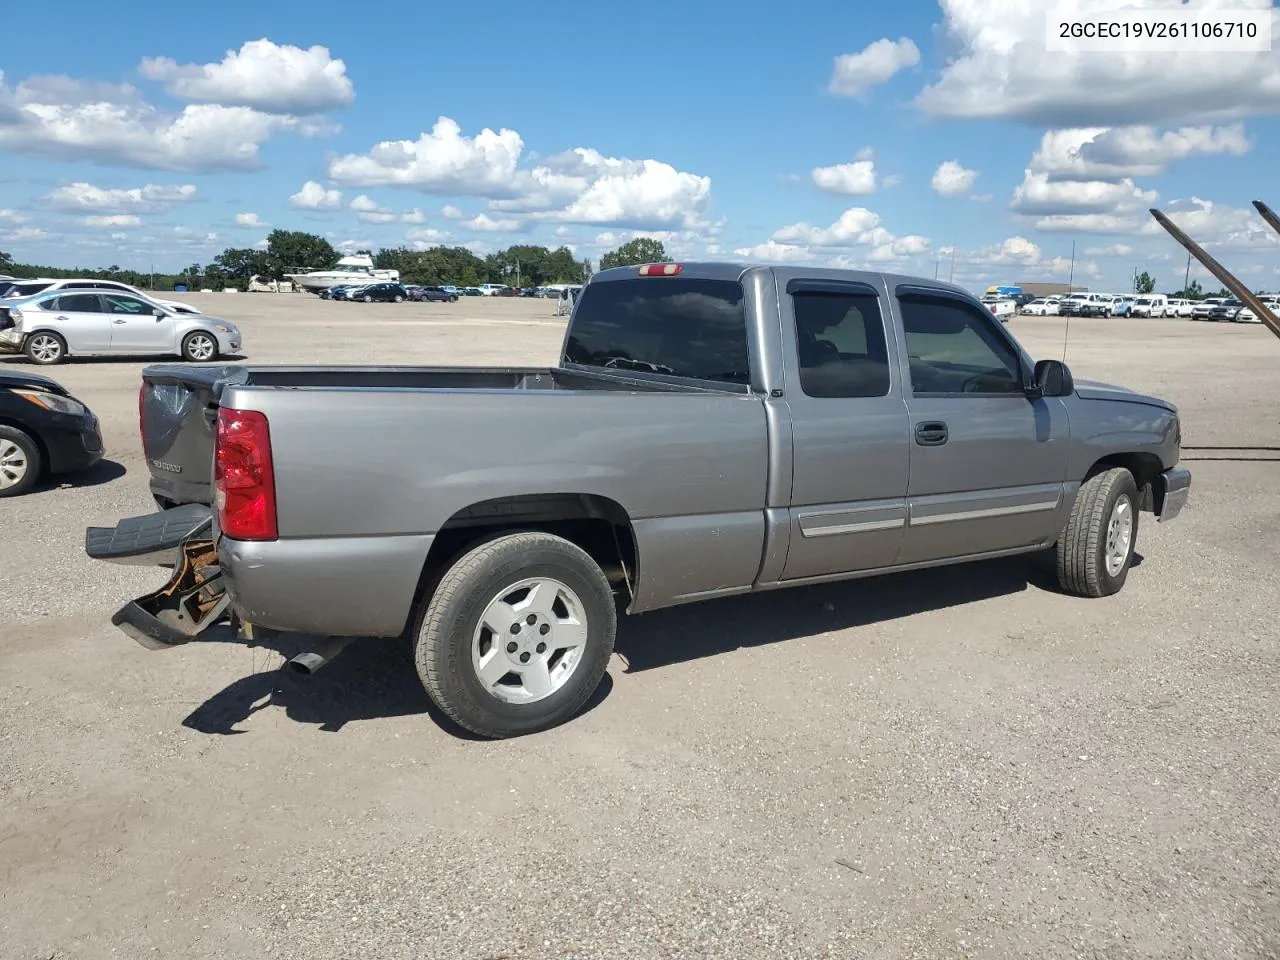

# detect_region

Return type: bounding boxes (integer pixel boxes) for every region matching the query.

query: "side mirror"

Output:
[1030,359,1074,398]
[153,308,166,318]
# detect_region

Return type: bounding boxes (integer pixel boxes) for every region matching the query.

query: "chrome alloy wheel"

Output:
[471,577,588,703]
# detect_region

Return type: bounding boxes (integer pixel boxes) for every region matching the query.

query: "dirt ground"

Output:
[1,293,1277,960]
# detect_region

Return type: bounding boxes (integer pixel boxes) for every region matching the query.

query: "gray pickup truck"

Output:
[86,262,1191,738]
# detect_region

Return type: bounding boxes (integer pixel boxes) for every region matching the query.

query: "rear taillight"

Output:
[214,408,277,541]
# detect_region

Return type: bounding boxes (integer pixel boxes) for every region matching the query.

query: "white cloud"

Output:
[811,157,877,195]
[441,204,464,219]
[328,116,523,194]
[1139,197,1280,251]
[406,227,450,249]
[554,225,573,237]
[235,211,268,227]
[1,226,48,241]
[84,214,141,226]
[0,71,319,171]
[400,207,426,223]
[290,180,342,209]
[915,0,1280,126]
[931,160,977,197]
[139,39,354,115]
[349,194,397,222]
[462,213,522,232]
[882,174,902,188]
[336,239,372,254]
[735,206,930,269]
[1083,243,1134,257]
[1011,171,1159,226]
[1030,125,1252,181]
[829,37,920,97]
[45,180,196,213]
[329,117,713,230]
[0,209,29,223]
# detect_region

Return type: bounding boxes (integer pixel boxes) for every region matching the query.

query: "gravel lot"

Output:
[1,292,1277,959]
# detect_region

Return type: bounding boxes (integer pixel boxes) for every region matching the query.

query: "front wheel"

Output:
[413,532,616,738]
[1055,467,1139,597]
[362,295,372,303]
[181,331,218,362]
[394,295,404,303]
[0,425,41,498]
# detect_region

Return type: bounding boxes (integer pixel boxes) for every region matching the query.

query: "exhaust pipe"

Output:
[285,636,353,675]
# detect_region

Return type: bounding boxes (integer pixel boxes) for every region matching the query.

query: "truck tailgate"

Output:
[141,363,248,507]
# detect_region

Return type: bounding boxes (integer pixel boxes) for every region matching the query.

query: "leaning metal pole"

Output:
[1148,207,1280,341]
[1252,200,1280,240]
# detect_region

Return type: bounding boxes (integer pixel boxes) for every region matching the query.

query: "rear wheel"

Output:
[413,532,616,738]
[394,295,404,303]
[1055,467,1139,597]
[25,332,66,365]
[181,331,218,362]
[0,426,41,498]
[363,294,373,303]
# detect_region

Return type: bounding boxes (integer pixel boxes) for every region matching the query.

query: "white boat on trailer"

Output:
[284,255,400,293]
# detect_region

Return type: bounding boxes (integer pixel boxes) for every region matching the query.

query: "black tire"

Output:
[413,532,616,738]
[181,331,218,363]
[449,295,458,302]
[24,331,67,365]
[1055,467,1139,598]
[0,425,42,498]
[362,294,372,303]
[394,295,404,303]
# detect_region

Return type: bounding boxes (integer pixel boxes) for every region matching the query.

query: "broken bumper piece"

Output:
[85,505,232,649]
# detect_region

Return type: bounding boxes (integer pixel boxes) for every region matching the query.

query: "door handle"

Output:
[113,318,127,324]
[56,315,69,321]
[915,421,949,446]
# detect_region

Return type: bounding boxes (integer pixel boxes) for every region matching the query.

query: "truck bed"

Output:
[140,362,745,508]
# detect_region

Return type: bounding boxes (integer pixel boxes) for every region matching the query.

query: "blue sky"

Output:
[1,0,1278,294]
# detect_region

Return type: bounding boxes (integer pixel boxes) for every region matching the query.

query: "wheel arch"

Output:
[410,493,639,628]
[1084,452,1163,512]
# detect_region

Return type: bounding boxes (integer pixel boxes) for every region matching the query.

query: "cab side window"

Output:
[898,294,1023,396]
[791,288,891,398]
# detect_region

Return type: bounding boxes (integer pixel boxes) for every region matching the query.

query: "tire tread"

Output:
[1055,467,1134,598]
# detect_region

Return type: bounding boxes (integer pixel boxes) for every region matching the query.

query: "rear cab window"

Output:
[563,277,750,386]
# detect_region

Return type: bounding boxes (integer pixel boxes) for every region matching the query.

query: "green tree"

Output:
[264,229,338,280]
[1134,270,1156,294]
[1175,279,1203,299]
[213,248,271,288]
[0,250,12,271]
[600,238,669,270]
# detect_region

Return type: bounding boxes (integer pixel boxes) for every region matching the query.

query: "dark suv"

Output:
[349,282,408,303]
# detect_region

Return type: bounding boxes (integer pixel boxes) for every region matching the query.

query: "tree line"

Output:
[0,233,672,292]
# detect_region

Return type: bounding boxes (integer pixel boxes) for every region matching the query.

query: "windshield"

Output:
[563,278,749,385]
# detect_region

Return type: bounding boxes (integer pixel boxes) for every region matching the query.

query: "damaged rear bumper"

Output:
[85,505,232,649]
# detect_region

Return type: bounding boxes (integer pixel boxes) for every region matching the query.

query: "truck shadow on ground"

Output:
[179,550,1140,739]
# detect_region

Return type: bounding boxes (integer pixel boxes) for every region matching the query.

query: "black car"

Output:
[410,285,459,303]
[347,282,408,303]
[0,368,104,497]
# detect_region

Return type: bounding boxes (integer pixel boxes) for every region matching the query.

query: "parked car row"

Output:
[1017,291,1277,323]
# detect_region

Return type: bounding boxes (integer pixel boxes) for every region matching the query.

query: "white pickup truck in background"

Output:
[981,296,1017,321]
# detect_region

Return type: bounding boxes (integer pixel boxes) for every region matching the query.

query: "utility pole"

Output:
[1067,241,1076,292]
[1183,251,1191,295]
[934,256,940,280]
[948,247,955,283]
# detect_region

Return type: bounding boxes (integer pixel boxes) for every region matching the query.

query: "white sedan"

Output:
[1020,298,1060,316]
[0,289,240,365]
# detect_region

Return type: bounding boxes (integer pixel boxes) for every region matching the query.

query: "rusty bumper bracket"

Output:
[110,538,231,650]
